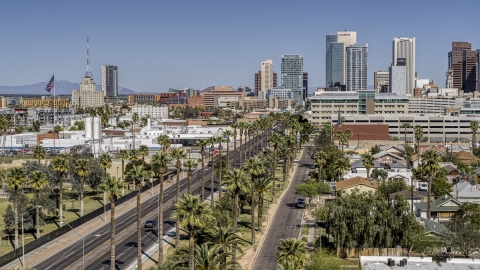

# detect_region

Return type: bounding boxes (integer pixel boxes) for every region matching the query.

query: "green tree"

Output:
[253,177,272,232]
[414,125,424,154]
[139,144,150,167]
[295,180,330,207]
[361,153,375,180]
[157,134,171,152]
[184,159,198,194]
[8,167,27,249]
[74,158,90,216]
[268,132,284,199]
[454,202,480,228]
[171,194,214,270]
[471,120,479,149]
[118,149,129,191]
[421,150,442,220]
[277,238,308,269]
[170,147,187,248]
[400,122,412,143]
[376,178,407,200]
[443,221,480,258]
[223,130,233,170]
[33,144,46,164]
[314,150,327,182]
[126,165,146,269]
[132,112,139,149]
[305,250,343,270]
[194,139,209,200]
[371,168,388,183]
[29,170,47,237]
[194,244,233,270]
[52,156,70,226]
[431,169,453,197]
[370,144,381,155]
[242,157,266,245]
[207,226,246,270]
[99,176,125,270]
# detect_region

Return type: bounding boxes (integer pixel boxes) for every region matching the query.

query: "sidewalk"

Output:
[3,178,178,270]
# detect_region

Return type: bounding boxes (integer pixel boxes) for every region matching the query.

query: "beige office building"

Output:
[201,86,245,108]
[374,71,389,92]
[337,31,357,83]
[71,76,105,109]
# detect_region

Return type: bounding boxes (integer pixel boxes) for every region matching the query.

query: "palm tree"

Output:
[74,159,90,217]
[99,176,125,270]
[238,123,245,166]
[421,150,442,220]
[207,226,247,270]
[99,153,113,215]
[314,150,327,182]
[207,136,216,205]
[242,157,266,245]
[231,123,239,168]
[344,128,353,148]
[132,112,139,149]
[118,149,129,191]
[151,152,172,265]
[33,144,46,164]
[361,153,375,181]
[336,130,347,153]
[8,167,26,249]
[139,144,150,167]
[400,122,412,143]
[253,177,271,233]
[223,130,233,170]
[171,194,214,270]
[169,147,187,248]
[243,124,248,163]
[268,133,284,200]
[323,122,334,141]
[52,156,70,226]
[470,120,479,149]
[157,134,171,152]
[277,145,291,183]
[126,165,146,269]
[184,159,198,194]
[194,244,233,270]
[29,170,47,237]
[195,139,209,200]
[216,136,224,198]
[414,125,424,154]
[276,238,308,269]
[334,157,350,182]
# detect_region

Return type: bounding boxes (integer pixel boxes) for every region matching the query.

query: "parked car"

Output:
[296,198,305,208]
[144,220,157,228]
[419,182,428,191]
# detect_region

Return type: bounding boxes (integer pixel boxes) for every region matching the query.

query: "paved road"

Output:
[32,134,264,270]
[251,150,311,270]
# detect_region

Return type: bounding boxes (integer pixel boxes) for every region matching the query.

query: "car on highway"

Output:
[144,220,157,228]
[296,198,305,208]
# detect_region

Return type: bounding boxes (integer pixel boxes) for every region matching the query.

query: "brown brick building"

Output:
[334,124,390,140]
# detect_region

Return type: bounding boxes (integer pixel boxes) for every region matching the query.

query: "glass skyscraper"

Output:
[346,44,368,91]
[281,54,304,105]
[325,31,357,88]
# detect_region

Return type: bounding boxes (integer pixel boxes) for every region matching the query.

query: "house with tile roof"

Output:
[335,176,377,196]
[455,150,480,164]
[450,180,480,203]
[414,194,461,222]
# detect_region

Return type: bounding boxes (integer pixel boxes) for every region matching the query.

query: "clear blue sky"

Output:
[1,0,479,92]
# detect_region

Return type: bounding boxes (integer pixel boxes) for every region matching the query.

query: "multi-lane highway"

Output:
[251,150,310,270]
[32,134,264,270]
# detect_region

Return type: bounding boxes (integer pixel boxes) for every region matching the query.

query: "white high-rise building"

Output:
[392,37,415,96]
[389,66,407,96]
[346,44,368,91]
[261,59,274,92]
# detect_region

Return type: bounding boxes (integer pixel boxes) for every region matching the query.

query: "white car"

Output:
[419,182,428,191]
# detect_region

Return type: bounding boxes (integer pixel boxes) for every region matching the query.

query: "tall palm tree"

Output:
[33,144,46,164]
[470,120,479,149]
[52,156,70,226]
[126,165,146,269]
[99,176,125,270]
[216,135,224,198]
[207,225,247,270]
[223,130,233,170]
[169,147,187,248]
[132,112,139,149]
[253,177,271,233]
[314,150,327,182]
[242,157,266,245]
[151,152,172,265]
[74,159,90,217]
[277,145,291,183]
[171,194,214,270]
[400,122,412,143]
[237,123,245,166]
[207,136,216,205]
[118,149,129,192]
[194,244,233,270]
[231,123,239,168]
[184,159,198,194]
[421,150,442,220]
[223,169,250,231]
[414,125,424,154]
[323,122,334,141]
[276,238,308,269]
[268,133,284,200]
[334,157,350,182]
[361,153,375,181]
[29,170,47,237]
[243,125,248,163]
[336,130,347,153]
[139,144,150,167]
[195,139,209,200]
[8,167,26,249]
[157,134,171,152]
[99,153,113,214]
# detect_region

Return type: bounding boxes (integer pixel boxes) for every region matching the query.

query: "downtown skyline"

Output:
[1,0,480,92]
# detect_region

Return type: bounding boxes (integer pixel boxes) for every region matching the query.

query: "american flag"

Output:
[45,75,54,92]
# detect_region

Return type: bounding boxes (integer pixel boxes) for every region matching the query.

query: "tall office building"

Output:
[374,71,389,92]
[448,42,477,92]
[254,60,277,96]
[392,37,415,96]
[325,31,356,87]
[346,44,368,91]
[101,65,118,97]
[389,65,407,96]
[303,72,308,99]
[281,54,304,105]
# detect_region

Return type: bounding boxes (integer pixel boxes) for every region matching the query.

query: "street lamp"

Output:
[66,223,100,270]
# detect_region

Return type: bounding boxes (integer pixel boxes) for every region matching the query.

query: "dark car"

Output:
[296,198,305,208]
[144,220,157,228]
[308,171,314,176]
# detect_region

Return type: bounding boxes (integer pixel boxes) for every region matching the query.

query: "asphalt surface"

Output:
[32,135,263,270]
[251,149,310,270]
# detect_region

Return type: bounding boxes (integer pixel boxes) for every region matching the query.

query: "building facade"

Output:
[303,72,308,100]
[281,54,304,105]
[22,98,69,109]
[374,71,389,92]
[448,42,477,92]
[346,44,368,91]
[392,37,416,96]
[254,65,277,97]
[71,76,105,109]
[326,31,357,88]
[128,94,161,104]
[267,87,292,100]
[130,105,168,119]
[389,65,407,96]
[200,86,245,108]
[101,65,118,97]
[308,91,408,125]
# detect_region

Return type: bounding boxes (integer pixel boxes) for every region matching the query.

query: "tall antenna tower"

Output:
[85,37,93,78]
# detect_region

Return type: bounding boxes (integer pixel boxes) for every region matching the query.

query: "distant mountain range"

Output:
[0,80,137,95]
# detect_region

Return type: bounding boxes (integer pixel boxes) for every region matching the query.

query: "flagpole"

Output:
[53,74,56,153]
